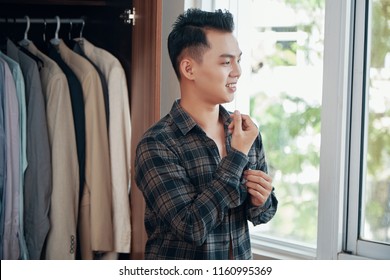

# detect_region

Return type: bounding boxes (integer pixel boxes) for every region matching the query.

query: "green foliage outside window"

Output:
[249,0,390,244]
[250,93,320,244]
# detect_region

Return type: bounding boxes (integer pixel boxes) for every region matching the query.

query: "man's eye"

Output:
[224,61,231,65]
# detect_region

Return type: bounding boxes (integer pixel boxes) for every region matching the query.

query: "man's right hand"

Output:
[228,110,258,155]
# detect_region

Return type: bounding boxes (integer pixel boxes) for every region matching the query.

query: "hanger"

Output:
[14,15,44,67]
[68,21,73,41]
[74,19,85,47]
[66,20,76,48]
[50,16,61,45]
[36,18,49,54]
[79,19,85,39]
[43,18,47,43]
[18,15,32,47]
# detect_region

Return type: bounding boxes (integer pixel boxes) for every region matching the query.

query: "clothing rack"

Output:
[0,16,86,25]
[0,7,135,26]
[0,16,87,42]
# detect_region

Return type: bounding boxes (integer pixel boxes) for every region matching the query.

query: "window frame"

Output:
[316,0,354,260]
[346,0,390,260]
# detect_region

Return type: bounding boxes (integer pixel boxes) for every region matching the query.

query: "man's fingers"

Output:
[240,114,255,130]
[232,110,242,132]
[245,176,272,191]
[230,111,257,133]
[247,188,266,206]
[244,170,273,184]
[229,111,258,155]
[245,180,271,195]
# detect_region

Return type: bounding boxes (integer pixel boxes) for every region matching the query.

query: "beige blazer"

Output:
[26,42,79,260]
[76,38,131,254]
[57,40,113,259]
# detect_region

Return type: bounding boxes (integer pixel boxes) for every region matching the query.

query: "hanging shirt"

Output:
[25,42,79,260]
[0,51,29,260]
[75,38,131,255]
[0,58,6,260]
[55,39,113,259]
[0,56,20,260]
[0,57,7,260]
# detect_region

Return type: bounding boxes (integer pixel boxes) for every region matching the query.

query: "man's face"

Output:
[191,30,242,105]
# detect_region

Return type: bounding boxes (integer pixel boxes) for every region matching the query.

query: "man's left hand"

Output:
[244,169,273,207]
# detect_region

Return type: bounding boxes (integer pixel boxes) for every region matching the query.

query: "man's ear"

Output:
[179,58,195,80]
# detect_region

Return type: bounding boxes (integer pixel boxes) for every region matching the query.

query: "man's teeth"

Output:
[226,83,235,88]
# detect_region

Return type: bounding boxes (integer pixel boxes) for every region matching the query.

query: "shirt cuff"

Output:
[219,148,249,178]
[247,194,272,216]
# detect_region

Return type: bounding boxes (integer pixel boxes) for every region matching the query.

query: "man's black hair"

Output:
[168,9,234,80]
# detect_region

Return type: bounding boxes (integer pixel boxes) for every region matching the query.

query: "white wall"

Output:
[160,0,184,117]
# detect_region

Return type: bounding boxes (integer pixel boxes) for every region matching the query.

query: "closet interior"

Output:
[0,1,133,89]
[0,0,161,260]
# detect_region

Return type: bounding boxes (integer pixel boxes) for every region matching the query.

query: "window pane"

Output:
[245,0,325,246]
[361,0,390,245]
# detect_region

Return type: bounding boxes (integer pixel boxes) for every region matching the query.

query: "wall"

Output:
[160,0,183,116]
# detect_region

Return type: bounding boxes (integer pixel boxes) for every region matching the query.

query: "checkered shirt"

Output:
[135,100,278,260]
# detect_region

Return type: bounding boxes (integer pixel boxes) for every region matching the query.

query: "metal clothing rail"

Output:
[0,8,135,26]
[0,16,86,41]
[0,16,85,25]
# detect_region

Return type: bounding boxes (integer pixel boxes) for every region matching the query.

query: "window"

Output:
[346,0,390,259]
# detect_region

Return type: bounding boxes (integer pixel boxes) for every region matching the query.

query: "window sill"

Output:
[250,235,316,260]
[337,253,371,260]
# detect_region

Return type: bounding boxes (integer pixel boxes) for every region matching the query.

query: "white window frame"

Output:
[345,0,390,260]
[316,0,354,260]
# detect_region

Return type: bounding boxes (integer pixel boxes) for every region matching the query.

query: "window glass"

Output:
[218,0,326,246]
[361,0,390,245]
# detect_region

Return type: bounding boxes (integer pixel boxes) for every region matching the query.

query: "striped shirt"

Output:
[135,100,278,260]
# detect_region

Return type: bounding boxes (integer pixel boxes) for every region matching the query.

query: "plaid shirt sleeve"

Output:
[245,133,278,225]
[135,134,250,246]
[247,190,278,225]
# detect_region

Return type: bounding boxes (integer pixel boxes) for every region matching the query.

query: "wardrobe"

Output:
[0,0,161,259]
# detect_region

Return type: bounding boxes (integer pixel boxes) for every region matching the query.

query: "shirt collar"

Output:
[170,99,232,136]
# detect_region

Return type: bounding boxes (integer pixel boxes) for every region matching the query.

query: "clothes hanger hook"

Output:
[19,15,31,47]
[50,16,61,45]
[68,20,73,41]
[43,18,47,42]
[55,16,60,40]
[24,15,30,41]
[79,19,85,38]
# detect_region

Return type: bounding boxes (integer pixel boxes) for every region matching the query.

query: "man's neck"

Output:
[180,98,221,131]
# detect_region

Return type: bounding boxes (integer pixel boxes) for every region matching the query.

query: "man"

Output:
[135,8,278,260]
